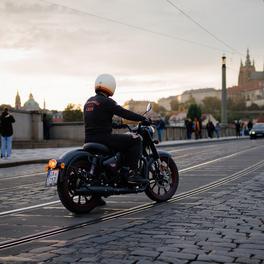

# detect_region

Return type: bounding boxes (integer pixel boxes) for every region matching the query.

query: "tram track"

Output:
[0,158,263,251]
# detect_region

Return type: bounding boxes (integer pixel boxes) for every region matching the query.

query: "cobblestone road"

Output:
[1,170,263,263]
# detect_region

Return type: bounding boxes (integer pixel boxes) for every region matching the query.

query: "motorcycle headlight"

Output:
[150,125,156,134]
[147,125,155,137]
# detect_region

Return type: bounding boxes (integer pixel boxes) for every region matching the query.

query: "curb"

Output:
[157,136,249,148]
[0,159,49,168]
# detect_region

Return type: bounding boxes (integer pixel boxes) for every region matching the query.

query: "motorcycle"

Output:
[45,104,179,214]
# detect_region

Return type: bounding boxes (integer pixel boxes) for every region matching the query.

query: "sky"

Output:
[0,0,263,111]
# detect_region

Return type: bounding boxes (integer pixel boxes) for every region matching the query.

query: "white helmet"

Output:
[95,74,116,96]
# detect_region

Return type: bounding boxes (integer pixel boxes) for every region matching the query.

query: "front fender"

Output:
[157,150,172,159]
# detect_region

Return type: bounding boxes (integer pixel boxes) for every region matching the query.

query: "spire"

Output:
[240,59,243,67]
[245,48,251,67]
[15,90,21,109]
[43,99,46,110]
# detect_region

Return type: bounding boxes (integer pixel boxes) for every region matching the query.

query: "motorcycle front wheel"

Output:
[145,156,179,202]
[57,159,98,214]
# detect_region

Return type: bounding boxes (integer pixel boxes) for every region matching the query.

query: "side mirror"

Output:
[146,103,152,112]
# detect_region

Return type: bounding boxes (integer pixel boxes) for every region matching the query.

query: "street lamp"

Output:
[221,55,227,125]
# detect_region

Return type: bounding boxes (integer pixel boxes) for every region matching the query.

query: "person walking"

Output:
[156,117,165,142]
[0,108,15,159]
[215,122,221,138]
[206,120,215,138]
[235,120,241,138]
[185,118,193,140]
[194,117,201,140]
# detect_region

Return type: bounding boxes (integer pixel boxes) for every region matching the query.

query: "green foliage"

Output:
[152,103,166,115]
[201,96,221,121]
[228,98,246,111]
[247,103,260,110]
[187,104,202,121]
[63,103,83,122]
[170,99,180,111]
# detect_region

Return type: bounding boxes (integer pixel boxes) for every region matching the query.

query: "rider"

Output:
[84,74,150,194]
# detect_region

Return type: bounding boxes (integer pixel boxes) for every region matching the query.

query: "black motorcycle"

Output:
[45,105,179,214]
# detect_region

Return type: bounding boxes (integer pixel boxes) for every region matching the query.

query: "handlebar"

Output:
[113,120,153,133]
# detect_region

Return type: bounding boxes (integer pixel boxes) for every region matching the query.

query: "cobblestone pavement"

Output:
[1,171,263,263]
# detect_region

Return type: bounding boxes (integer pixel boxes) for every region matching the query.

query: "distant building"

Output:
[178,88,221,104]
[228,49,264,106]
[158,96,178,111]
[123,99,155,114]
[15,91,21,109]
[48,110,64,123]
[13,91,63,122]
[22,93,41,111]
[158,88,220,111]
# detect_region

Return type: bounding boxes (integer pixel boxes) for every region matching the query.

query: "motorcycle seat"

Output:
[83,142,111,155]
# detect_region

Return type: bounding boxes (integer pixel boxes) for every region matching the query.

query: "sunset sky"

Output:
[0,0,263,110]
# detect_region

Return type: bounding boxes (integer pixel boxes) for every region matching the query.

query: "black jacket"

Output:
[0,113,15,137]
[84,93,146,137]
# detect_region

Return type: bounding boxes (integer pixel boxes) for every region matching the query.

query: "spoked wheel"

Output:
[57,159,98,214]
[145,156,179,202]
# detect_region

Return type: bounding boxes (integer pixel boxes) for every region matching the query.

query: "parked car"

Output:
[249,123,264,139]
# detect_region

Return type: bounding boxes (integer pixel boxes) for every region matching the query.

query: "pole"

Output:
[221,55,227,125]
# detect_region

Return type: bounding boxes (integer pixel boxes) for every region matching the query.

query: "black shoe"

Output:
[127,171,148,185]
[95,197,106,206]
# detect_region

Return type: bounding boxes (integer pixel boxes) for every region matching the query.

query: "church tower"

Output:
[15,90,21,109]
[238,49,256,86]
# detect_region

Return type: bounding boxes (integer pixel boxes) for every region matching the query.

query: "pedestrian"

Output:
[184,118,192,139]
[43,113,51,140]
[247,120,253,132]
[0,108,15,159]
[235,120,241,137]
[156,117,165,142]
[194,117,201,140]
[206,120,215,138]
[215,122,221,138]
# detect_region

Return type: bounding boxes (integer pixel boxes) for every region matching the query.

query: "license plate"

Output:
[46,170,59,187]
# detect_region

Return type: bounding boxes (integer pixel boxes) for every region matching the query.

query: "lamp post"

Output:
[221,55,227,125]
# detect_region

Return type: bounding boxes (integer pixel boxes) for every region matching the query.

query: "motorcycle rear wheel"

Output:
[145,156,179,202]
[57,159,98,214]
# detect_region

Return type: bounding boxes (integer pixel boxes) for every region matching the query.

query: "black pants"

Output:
[85,133,142,169]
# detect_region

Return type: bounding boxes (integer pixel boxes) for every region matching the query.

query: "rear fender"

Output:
[57,149,93,184]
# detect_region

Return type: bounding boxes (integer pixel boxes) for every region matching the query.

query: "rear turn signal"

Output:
[48,159,57,169]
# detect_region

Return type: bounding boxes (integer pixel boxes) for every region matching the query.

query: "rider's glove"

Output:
[142,118,152,126]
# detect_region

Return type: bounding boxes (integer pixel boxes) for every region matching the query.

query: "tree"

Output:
[170,99,180,111]
[247,103,259,110]
[63,104,83,122]
[187,103,202,121]
[201,96,221,121]
[152,103,167,115]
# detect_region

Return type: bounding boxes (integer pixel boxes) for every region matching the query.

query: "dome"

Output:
[23,93,41,111]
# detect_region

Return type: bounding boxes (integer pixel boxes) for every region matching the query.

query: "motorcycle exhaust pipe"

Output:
[75,185,145,195]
